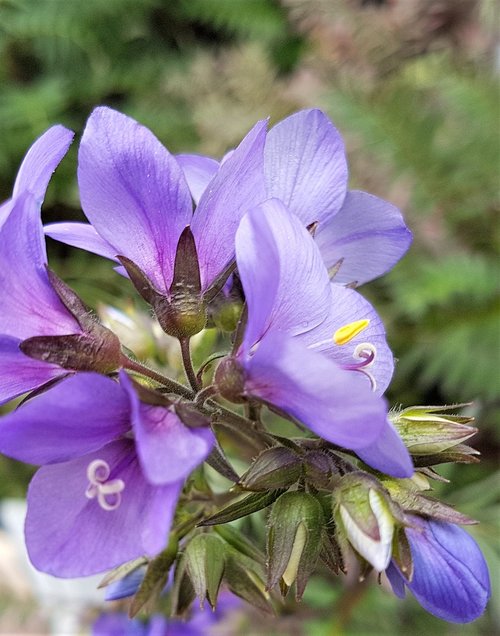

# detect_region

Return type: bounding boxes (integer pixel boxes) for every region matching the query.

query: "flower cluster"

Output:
[0,108,490,625]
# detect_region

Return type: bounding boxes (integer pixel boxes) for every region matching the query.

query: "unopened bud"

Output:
[214,356,246,403]
[239,446,303,491]
[334,472,395,572]
[184,533,226,608]
[267,491,324,599]
[390,405,477,455]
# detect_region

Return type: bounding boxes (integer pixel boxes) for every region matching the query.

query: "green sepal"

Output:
[184,533,226,609]
[129,534,179,618]
[239,446,303,491]
[199,489,286,526]
[266,491,324,599]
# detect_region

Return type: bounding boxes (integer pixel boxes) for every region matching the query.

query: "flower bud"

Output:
[239,446,303,491]
[390,405,477,455]
[184,533,226,608]
[334,472,395,572]
[267,491,324,599]
[214,356,246,403]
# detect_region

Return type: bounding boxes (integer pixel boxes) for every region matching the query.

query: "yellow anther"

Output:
[333,319,370,345]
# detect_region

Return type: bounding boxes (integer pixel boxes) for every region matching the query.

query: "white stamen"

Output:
[85,459,125,511]
[353,342,377,367]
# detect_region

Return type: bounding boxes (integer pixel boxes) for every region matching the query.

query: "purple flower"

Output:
[386,517,491,623]
[45,106,267,297]
[216,199,412,477]
[179,109,412,286]
[0,372,214,577]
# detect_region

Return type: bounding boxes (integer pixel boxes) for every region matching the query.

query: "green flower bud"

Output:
[184,533,226,608]
[334,472,395,572]
[390,405,477,455]
[239,446,303,491]
[267,491,324,599]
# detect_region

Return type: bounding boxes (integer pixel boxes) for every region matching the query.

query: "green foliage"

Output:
[325,54,500,404]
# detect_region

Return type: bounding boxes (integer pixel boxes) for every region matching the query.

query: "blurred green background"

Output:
[0,0,498,634]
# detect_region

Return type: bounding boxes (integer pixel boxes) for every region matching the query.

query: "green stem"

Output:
[179,337,200,392]
[120,353,194,400]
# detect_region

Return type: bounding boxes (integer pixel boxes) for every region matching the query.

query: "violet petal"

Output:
[264,109,348,226]
[0,373,129,464]
[191,119,267,290]
[25,440,181,577]
[315,191,413,285]
[78,107,193,292]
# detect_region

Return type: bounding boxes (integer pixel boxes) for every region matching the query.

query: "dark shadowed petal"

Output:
[0,335,66,405]
[264,109,348,226]
[191,119,267,290]
[121,371,214,485]
[176,153,219,204]
[12,125,74,203]
[0,193,81,339]
[44,222,119,261]
[315,191,413,285]
[235,200,332,355]
[355,420,413,478]
[386,563,406,599]
[400,520,490,623]
[25,440,181,577]
[307,283,394,395]
[242,331,388,452]
[78,107,193,292]
[0,373,129,464]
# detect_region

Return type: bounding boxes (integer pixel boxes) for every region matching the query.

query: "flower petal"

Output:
[44,222,119,261]
[243,331,388,452]
[235,199,332,355]
[12,124,74,203]
[307,283,394,395]
[191,119,267,290]
[0,335,66,405]
[0,372,129,464]
[315,191,413,285]
[401,520,491,623]
[176,153,219,204]
[355,420,414,478]
[25,440,181,577]
[78,107,193,292]
[264,109,348,226]
[121,371,214,485]
[0,193,81,339]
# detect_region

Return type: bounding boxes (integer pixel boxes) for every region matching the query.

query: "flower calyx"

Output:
[20,268,121,373]
[266,490,324,599]
[390,404,478,457]
[214,356,246,403]
[334,472,396,572]
[118,226,206,340]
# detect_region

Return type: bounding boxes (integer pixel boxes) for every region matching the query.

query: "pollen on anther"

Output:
[333,319,370,345]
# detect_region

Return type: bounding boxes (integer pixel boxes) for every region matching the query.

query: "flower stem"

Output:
[120,353,194,400]
[179,337,200,392]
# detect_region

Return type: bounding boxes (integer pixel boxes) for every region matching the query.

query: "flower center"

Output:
[85,459,125,511]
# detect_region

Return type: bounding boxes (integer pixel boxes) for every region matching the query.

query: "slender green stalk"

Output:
[120,353,194,399]
[179,337,200,392]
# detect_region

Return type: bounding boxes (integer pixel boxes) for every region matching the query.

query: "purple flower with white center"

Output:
[215,199,413,477]
[0,372,214,577]
[178,109,412,286]
[386,517,490,623]
[45,107,267,336]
